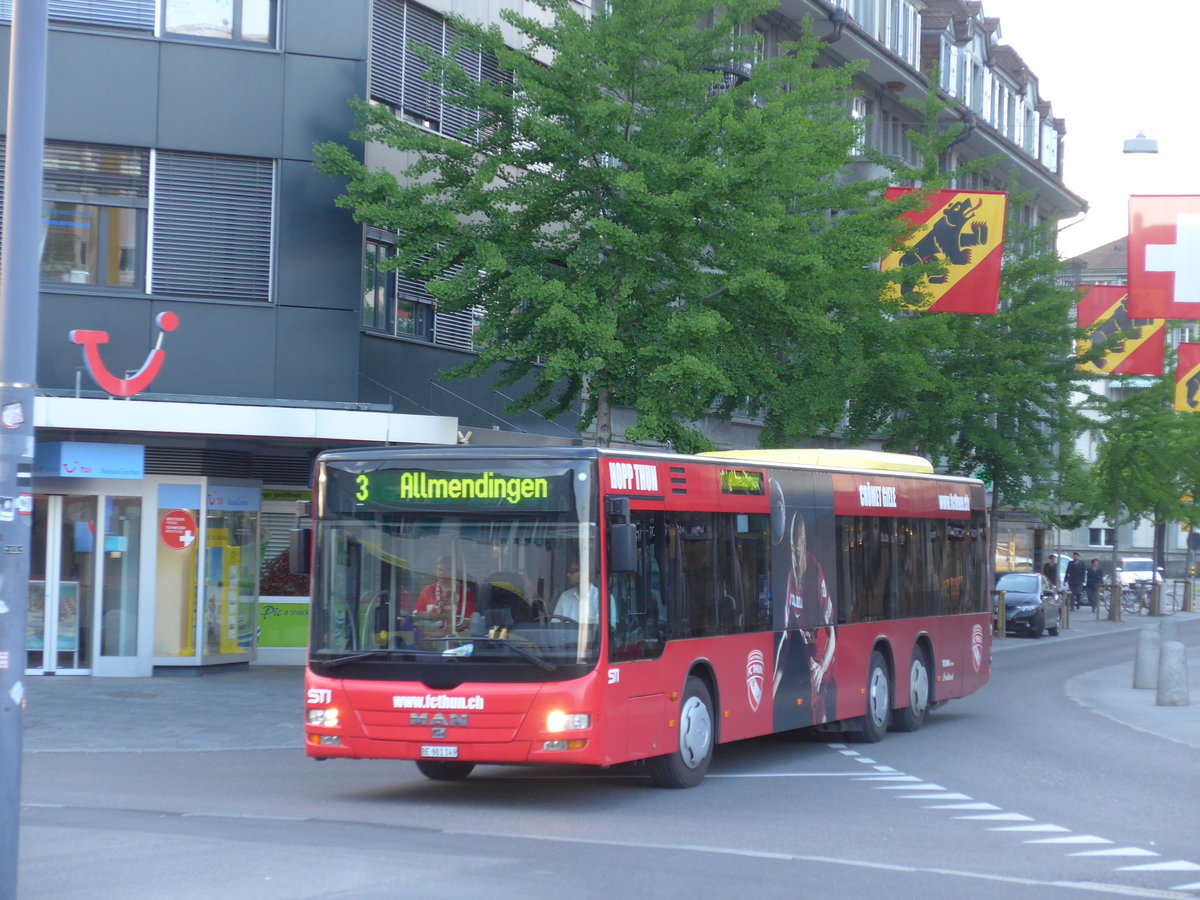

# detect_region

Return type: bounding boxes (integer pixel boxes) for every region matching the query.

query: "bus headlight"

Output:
[546,711,590,732]
[307,707,340,727]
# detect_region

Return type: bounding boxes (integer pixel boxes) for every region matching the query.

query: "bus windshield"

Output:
[309,458,599,679]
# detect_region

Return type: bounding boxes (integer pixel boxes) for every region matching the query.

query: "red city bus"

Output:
[302,446,990,787]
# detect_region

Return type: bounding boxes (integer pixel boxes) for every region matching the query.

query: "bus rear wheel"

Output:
[849,650,891,743]
[647,676,714,788]
[415,759,476,781]
[891,647,930,733]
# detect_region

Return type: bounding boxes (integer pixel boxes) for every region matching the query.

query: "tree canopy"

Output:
[316,0,920,451]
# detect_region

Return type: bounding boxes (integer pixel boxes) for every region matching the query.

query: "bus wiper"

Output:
[482,638,556,671]
[318,649,416,668]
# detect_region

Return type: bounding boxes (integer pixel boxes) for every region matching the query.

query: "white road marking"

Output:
[899,792,973,800]
[924,802,1002,811]
[1118,862,1200,873]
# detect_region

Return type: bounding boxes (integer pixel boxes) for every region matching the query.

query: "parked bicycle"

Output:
[1094,583,1149,617]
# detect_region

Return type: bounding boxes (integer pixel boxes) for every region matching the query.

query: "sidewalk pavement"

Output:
[21,664,306,754]
[18,611,1200,755]
[997,607,1200,751]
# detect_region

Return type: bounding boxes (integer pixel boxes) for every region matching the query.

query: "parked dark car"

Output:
[994,572,1061,638]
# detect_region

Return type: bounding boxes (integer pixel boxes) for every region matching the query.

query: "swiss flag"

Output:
[1127,195,1200,319]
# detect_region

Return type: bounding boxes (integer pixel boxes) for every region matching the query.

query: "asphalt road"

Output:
[17,618,1200,900]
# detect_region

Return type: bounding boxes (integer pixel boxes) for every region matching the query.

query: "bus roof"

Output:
[698,448,934,474]
[317,445,948,478]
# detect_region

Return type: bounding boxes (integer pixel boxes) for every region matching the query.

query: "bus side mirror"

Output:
[290,527,312,576]
[609,523,637,574]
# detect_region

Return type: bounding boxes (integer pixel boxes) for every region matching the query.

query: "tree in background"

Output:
[316,0,916,451]
[1091,371,1200,613]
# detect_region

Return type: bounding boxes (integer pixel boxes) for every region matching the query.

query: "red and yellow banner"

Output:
[1175,343,1200,411]
[881,188,1007,314]
[1076,284,1165,375]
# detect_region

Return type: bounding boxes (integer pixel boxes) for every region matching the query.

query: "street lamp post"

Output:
[0,2,48,899]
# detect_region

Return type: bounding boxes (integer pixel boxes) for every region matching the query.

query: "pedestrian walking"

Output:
[1065,552,1087,609]
[1042,554,1059,588]
[1085,558,1104,610]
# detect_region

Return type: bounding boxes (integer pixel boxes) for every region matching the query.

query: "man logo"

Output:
[971,624,985,673]
[746,649,765,712]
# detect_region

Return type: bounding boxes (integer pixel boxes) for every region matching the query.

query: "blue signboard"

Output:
[34,442,145,480]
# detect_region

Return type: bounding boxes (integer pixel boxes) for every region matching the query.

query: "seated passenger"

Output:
[415,556,475,632]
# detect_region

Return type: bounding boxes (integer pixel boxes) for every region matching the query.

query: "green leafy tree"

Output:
[315,0,915,451]
[1092,371,1200,610]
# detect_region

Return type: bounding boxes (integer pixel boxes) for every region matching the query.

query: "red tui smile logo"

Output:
[70,312,178,397]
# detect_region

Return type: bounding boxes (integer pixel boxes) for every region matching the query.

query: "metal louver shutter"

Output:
[44,141,149,197]
[370,0,405,109]
[434,307,482,351]
[0,0,154,29]
[49,0,155,30]
[442,23,478,141]
[152,151,274,302]
[402,3,443,126]
[478,52,508,140]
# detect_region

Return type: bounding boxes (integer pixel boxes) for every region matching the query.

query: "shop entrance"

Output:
[28,495,95,674]
[27,493,143,675]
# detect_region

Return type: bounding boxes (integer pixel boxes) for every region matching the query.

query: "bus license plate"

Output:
[420,745,459,759]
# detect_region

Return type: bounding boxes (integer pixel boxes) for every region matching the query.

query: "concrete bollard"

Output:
[1156,641,1190,707]
[1133,622,1162,689]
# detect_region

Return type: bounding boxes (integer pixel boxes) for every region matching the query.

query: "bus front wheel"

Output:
[647,676,714,788]
[415,759,476,781]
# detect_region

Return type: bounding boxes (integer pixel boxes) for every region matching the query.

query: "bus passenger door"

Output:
[607,512,671,760]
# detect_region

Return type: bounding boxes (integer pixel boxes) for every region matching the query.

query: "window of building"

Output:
[362,236,394,331]
[163,0,277,45]
[850,96,869,156]
[40,142,149,289]
[2,140,274,301]
[151,151,274,302]
[1089,527,1115,548]
[362,230,435,342]
[394,269,436,341]
[359,230,484,349]
[370,0,511,143]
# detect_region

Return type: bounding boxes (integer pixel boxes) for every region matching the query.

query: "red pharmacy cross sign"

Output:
[159,509,198,550]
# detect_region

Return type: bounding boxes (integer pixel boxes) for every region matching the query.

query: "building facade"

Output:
[5,0,1081,676]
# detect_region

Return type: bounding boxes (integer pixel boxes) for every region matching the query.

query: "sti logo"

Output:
[70,312,179,397]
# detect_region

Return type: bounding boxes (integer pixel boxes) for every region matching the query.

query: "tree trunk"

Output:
[1108,504,1122,622]
[594,386,613,448]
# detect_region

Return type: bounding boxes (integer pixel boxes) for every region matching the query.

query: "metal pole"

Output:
[0,2,48,898]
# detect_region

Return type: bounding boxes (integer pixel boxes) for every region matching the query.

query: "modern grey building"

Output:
[7,0,1083,676]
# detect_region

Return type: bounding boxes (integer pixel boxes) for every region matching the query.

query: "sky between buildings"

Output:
[985,0,1200,259]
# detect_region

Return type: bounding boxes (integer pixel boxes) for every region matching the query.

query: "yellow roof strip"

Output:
[698,448,935,474]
